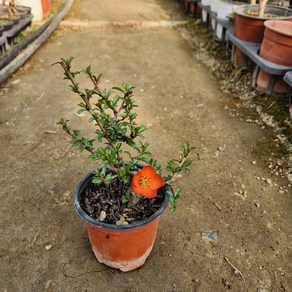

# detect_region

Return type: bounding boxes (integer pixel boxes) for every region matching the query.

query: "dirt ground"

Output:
[1,0,291,291]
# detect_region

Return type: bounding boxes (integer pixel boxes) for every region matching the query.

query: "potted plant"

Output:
[55,57,195,272]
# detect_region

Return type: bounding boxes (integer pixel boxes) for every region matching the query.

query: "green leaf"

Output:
[169,197,176,207]
[122,176,129,184]
[92,177,102,184]
[66,56,74,65]
[112,86,125,94]
[127,140,136,147]
[77,109,85,115]
[180,145,185,152]
[56,118,67,125]
[77,102,86,108]
[112,95,120,106]
[118,167,126,177]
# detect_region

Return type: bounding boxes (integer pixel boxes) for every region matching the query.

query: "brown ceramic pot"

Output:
[233,5,292,66]
[74,170,168,272]
[257,20,292,96]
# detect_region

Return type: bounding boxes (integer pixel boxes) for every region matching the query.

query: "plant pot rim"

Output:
[74,170,169,230]
[264,19,292,37]
[218,0,244,5]
[234,5,292,20]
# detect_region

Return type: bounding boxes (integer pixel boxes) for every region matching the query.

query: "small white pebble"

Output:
[45,245,53,251]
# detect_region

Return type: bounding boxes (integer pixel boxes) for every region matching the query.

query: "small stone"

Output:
[45,245,53,251]
[45,280,52,289]
[99,211,106,222]
[257,288,267,292]
[201,231,219,240]
[12,79,21,85]
[218,146,225,151]
[241,184,246,189]
[63,191,70,200]
[252,161,257,165]
[266,178,272,185]
[116,220,129,225]
[255,202,260,208]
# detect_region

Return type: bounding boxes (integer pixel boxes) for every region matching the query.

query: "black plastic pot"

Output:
[0,18,13,31]
[16,5,32,16]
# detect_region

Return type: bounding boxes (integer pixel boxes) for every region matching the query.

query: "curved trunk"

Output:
[259,0,269,18]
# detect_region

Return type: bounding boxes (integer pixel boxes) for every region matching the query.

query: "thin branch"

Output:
[224,257,247,286]
[58,60,121,160]
[63,126,94,154]
[166,156,188,185]
[88,72,118,116]
[60,262,101,279]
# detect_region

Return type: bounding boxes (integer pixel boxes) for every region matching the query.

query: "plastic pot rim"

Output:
[74,170,169,231]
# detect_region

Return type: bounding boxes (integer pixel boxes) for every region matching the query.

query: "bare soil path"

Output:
[0,0,291,291]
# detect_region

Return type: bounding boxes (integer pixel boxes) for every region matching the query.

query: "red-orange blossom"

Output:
[132,166,164,198]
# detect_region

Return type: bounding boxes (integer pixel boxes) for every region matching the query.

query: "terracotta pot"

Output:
[41,0,51,18]
[190,1,201,17]
[233,5,292,66]
[74,171,169,272]
[257,20,292,96]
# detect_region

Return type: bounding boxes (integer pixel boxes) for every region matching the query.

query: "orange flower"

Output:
[132,166,163,198]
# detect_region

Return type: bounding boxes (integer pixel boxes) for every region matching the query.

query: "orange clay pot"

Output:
[233,5,292,67]
[74,171,168,272]
[41,0,51,18]
[257,20,292,96]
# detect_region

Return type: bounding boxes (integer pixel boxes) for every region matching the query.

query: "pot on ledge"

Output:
[257,19,292,96]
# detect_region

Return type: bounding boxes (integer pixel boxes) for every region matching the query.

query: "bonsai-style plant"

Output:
[55,57,195,271]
